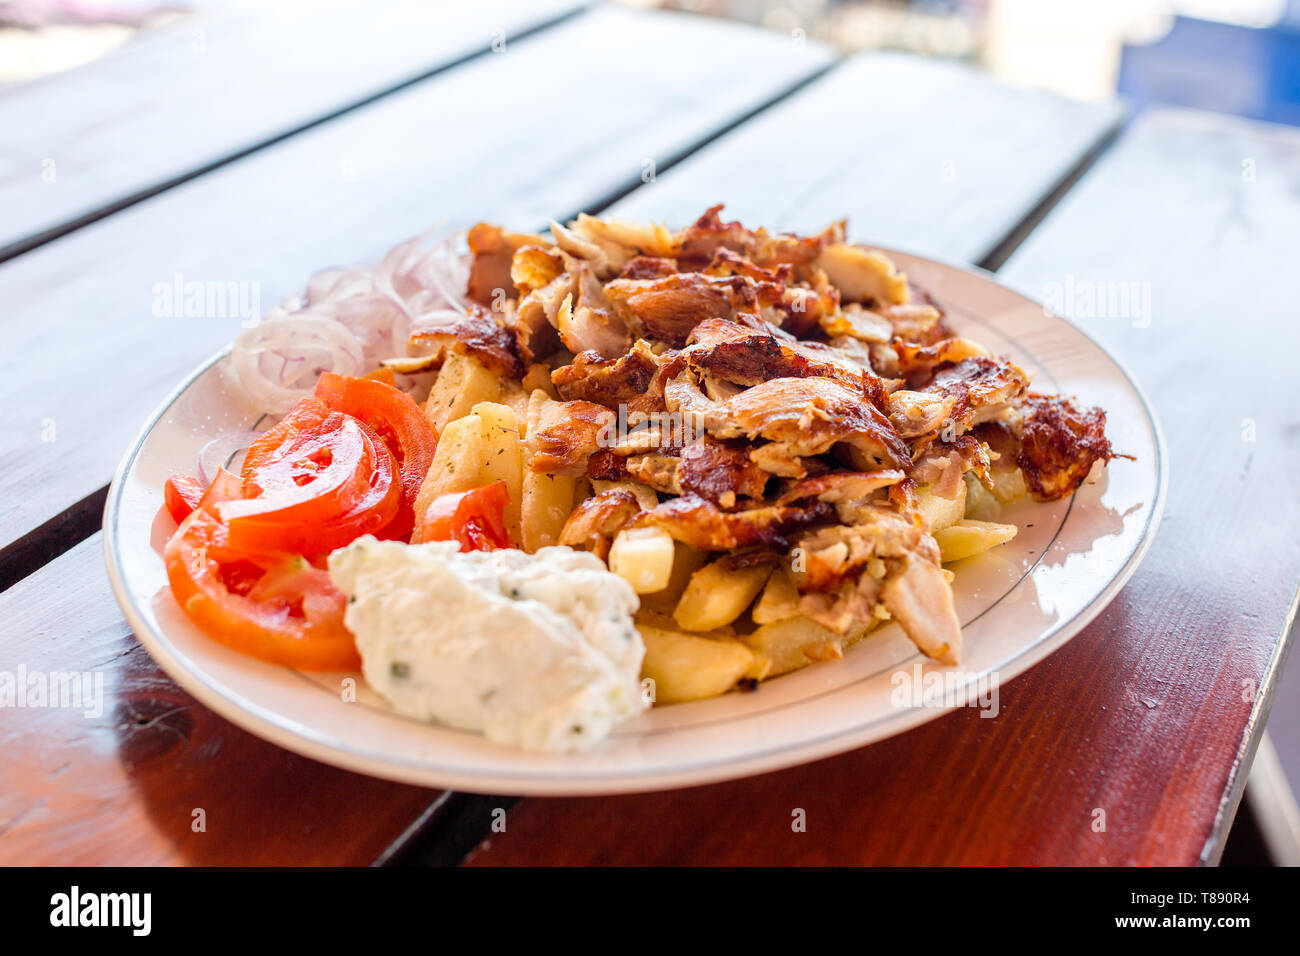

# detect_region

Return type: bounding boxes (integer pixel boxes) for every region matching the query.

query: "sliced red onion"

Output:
[222,224,473,416]
[226,312,364,414]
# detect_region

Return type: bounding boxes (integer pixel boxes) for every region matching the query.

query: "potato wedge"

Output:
[424,351,501,433]
[470,401,524,544]
[752,565,800,625]
[933,519,1019,563]
[638,624,755,704]
[520,471,574,551]
[520,390,575,551]
[608,526,675,594]
[521,362,559,400]
[989,465,1028,504]
[915,485,966,534]
[639,541,708,613]
[673,560,771,632]
[963,473,1002,522]
[411,412,487,541]
[742,615,844,677]
[498,380,531,425]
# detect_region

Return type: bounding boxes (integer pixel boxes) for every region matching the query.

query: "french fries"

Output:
[470,402,524,544]
[519,390,576,551]
[742,615,843,677]
[915,485,966,534]
[412,414,488,541]
[639,541,708,614]
[989,465,1029,504]
[638,624,755,704]
[424,351,501,433]
[411,402,525,544]
[752,565,800,625]
[933,519,1019,563]
[608,526,675,593]
[673,559,771,632]
[963,473,1003,522]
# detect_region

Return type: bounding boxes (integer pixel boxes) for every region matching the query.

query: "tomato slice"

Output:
[313,372,437,541]
[223,414,401,553]
[226,412,375,523]
[418,481,511,552]
[163,475,205,524]
[165,507,358,671]
[240,398,331,479]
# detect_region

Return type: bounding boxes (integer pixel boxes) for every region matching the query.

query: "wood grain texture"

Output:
[467,108,1300,867]
[0,537,445,866]
[0,0,585,257]
[0,5,833,568]
[608,52,1124,264]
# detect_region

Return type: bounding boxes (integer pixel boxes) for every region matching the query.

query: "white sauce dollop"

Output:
[328,538,646,752]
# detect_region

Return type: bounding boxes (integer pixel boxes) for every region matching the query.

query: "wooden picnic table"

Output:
[1,1,1296,867]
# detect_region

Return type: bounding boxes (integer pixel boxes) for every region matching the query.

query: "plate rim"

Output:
[102,245,1169,795]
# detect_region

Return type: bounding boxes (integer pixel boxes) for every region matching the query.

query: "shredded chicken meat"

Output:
[408,205,1119,667]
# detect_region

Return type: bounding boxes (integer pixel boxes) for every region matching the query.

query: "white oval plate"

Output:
[104,249,1166,795]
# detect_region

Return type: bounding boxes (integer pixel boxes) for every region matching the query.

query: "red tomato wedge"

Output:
[164,506,358,670]
[163,475,206,524]
[225,411,377,524]
[222,413,401,554]
[418,481,511,552]
[313,372,438,541]
[240,398,331,479]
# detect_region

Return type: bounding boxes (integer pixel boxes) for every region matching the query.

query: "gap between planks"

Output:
[0,4,590,268]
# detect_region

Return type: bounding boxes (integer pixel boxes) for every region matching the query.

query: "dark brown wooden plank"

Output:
[0,0,585,258]
[468,107,1300,867]
[0,5,834,578]
[0,536,445,866]
[608,52,1124,265]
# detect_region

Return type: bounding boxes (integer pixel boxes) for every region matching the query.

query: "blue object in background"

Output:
[1119,14,1300,127]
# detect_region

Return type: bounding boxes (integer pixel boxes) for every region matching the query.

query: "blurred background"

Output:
[6,0,1300,126]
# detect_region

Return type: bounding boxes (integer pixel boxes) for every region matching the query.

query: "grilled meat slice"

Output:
[774,469,905,506]
[909,435,992,498]
[677,436,770,507]
[619,255,680,280]
[558,488,643,561]
[1016,393,1118,501]
[624,452,681,496]
[794,507,960,663]
[555,262,634,358]
[684,317,887,406]
[466,223,545,306]
[729,377,909,469]
[407,309,524,379]
[888,355,1029,441]
[603,271,782,347]
[881,553,961,665]
[586,448,633,481]
[551,340,662,407]
[895,338,990,380]
[675,204,842,272]
[632,493,833,552]
[527,400,615,476]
